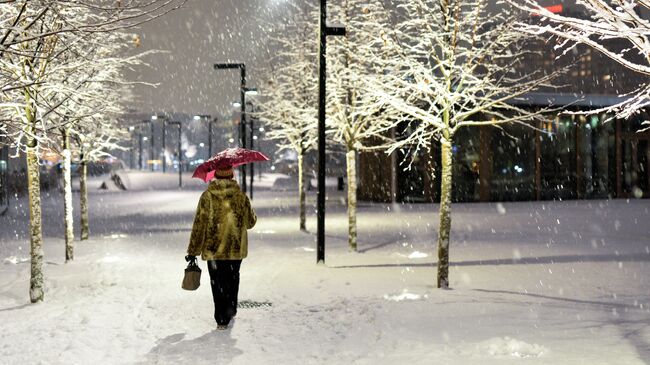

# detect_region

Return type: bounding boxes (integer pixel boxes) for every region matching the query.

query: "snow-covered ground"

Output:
[1,173,649,364]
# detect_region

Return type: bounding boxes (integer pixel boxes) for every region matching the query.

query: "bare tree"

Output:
[370,0,562,288]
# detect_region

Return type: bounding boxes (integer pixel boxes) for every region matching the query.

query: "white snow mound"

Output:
[3,256,29,265]
[477,336,547,358]
[408,251,428,259]
[383,290,424,301]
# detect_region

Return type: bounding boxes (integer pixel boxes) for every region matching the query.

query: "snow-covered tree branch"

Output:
[510,0,650,123]
[369,0,564,288]
[256,2,319,231]
[327,0,397,252]
[0,0,178,303]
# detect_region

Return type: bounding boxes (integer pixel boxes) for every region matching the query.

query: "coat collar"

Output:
[207,179,240,195]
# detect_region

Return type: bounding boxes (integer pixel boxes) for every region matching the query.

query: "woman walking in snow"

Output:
[186,165,257,330]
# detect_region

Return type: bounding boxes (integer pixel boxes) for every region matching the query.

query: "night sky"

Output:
[126,0,295,118]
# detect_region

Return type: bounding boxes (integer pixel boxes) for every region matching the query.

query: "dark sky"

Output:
[126,0,618,118]
[126,0,296,118]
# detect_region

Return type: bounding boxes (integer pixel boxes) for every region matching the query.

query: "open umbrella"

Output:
[192,147,270,183]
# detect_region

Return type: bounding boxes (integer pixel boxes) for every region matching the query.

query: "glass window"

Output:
[451,127,480,202]
[621,111,650,198]
[578,113,614,199]
[540,115,576,200]
[490,124,536,201]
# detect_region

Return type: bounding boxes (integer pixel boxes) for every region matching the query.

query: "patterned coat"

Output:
[187,179,257,260]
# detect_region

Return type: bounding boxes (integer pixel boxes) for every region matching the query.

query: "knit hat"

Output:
[213,166,234,179]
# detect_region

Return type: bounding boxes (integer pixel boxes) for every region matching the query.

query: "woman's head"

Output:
[213,166,234,180]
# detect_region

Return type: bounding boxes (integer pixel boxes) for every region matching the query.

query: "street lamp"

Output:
[144,120,154,172]
[152,114,170,173]
[0,142,8,216]
[167,121,183,188]
[193,114,219,157]
[131,120,153,171]
[214,62,247,193]
[317,1,346,264]
[245,99,259,200]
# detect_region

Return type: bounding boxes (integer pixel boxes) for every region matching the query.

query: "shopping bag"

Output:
[182,258,201,291]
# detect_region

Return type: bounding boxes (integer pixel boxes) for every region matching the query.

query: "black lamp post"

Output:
[245,99,259,200]
[214,63,247,193]
[317,0,346,264]
[128,126,136,169]
[143,120,154,172]
[0,142,8,216]
[193,114,219,157]
[133,120,153,170]
[152,114,170,173]
[167,121,182,188]
[138,133,143,170]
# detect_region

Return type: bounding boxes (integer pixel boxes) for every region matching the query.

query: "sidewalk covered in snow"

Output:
[1,174,649,364]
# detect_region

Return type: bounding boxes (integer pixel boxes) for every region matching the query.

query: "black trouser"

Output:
[207,260,242,326]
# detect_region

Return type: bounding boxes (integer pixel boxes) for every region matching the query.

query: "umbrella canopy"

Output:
[192,147,270,182]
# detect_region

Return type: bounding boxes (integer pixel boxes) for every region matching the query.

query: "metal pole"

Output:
[178,123,182,188]
[130,134,134,169]
[0,144,8,215]
[138,133,143,170]
[250,114,254,200]
[150,122,154,172]
[214,63,247,193]
[317,0,327,264]
[208,119,213,157]
[316,0,346,264]
[240,66,247,194]
[162,121,166,173]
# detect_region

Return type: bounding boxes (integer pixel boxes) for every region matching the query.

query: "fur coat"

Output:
[187,179,257,260]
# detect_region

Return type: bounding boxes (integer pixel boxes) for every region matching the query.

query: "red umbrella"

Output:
[192,147,270,182]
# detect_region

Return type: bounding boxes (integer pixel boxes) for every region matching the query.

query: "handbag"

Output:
[182,191,213,291]
[182,256,201,290]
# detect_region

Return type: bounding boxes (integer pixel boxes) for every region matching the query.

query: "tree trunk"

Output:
[80,160,89,240]
[62,131,74,262]
[346,148,357,252]
[298,151,306,231]
[27,141,44,302]
[437,136,453,289]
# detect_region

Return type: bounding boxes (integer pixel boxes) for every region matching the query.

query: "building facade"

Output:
[359,110,649,203]
[358,6,650,203]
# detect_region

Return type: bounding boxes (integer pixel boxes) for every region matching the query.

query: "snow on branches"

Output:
[510,0,650,122]
[363,0,563,288]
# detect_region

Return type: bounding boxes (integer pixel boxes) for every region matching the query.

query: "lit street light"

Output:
[193,114,219,157]
[214,62,248,193]
[167,121,183,188]
[131,120,153,171]
[152,114,171,173]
